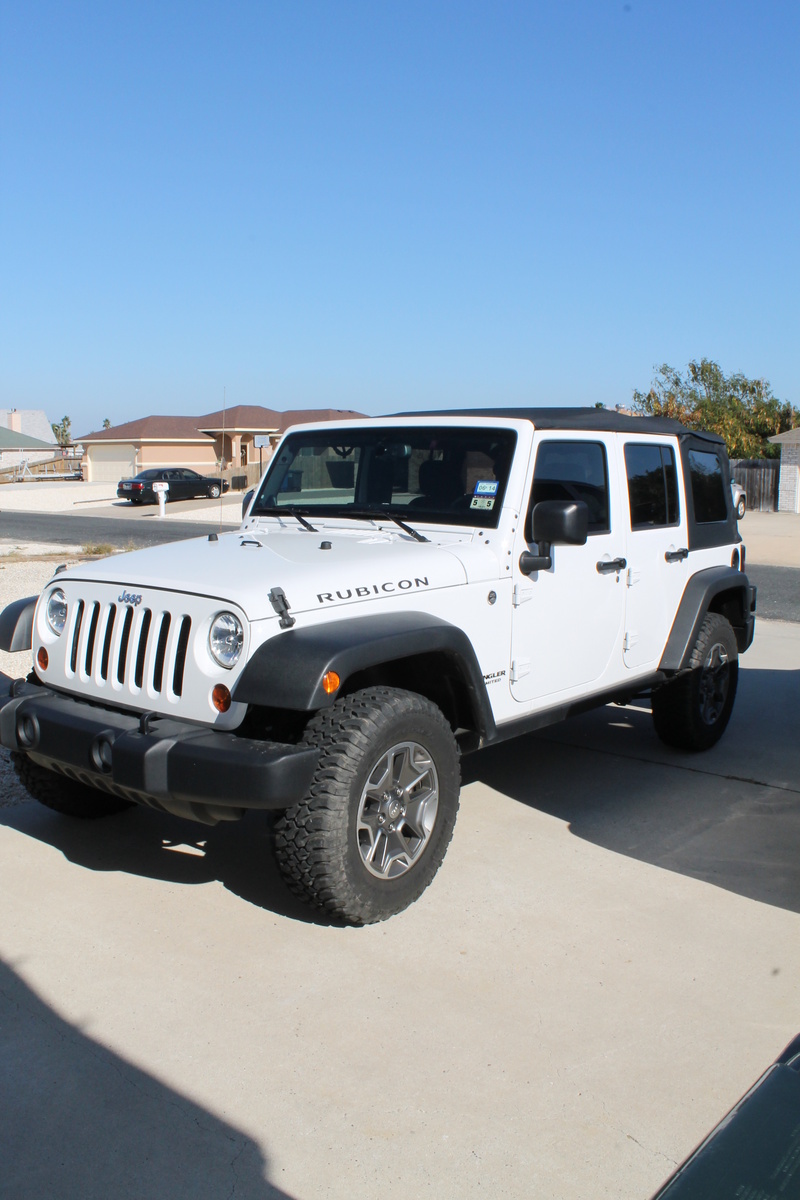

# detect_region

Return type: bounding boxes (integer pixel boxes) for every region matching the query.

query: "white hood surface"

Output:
[54,525,499,621]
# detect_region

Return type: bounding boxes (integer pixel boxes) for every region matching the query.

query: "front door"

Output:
[510,435,627,707]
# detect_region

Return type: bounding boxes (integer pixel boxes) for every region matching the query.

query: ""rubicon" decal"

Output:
[317,577,429,604]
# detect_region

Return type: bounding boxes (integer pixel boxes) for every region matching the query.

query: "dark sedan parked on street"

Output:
[117,468,230,504]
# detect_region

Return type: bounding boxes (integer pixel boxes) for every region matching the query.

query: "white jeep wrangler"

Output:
[0,409,756,923]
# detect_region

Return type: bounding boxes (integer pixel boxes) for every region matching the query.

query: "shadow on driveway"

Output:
[465,667,800,914]
[2,667,799,921]
[0,957,294,1200]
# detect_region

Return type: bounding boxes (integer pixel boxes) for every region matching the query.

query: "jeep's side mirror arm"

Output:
[519,547,552,575]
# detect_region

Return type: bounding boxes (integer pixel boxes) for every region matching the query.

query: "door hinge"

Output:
[510,657,531,682]
[513,584,534,607]
[626,567,641,588]
[623,631,639,652]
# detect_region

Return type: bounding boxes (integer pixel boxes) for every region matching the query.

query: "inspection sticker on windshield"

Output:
[474,480,499,496]
[470,496,495,510]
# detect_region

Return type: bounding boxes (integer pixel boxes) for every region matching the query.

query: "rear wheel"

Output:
[273,687,460,924]
[11,753,134,818]
[736,496,746,519]
[652,613,739,750]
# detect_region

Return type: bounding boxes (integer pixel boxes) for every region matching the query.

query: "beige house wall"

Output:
[137,442,218,470]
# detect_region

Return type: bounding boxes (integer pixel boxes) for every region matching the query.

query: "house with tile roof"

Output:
[0,409,58,472]
[77,406,365,483]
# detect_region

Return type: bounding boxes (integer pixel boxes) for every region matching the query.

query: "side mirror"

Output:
[519,500,589,575]
[532,500,588,546]
[242,488,254,520]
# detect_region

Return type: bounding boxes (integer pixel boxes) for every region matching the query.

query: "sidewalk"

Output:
[0,479,244,525]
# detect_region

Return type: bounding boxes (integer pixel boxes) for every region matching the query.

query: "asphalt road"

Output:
[746,564,800,624]
[0,509,239,549]
[2,510,798,623]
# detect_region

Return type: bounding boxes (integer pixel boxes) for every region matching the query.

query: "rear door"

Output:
[620,438,689,670]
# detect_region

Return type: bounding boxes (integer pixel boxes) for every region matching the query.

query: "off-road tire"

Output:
[11,752,134,818]
[652,613,739,751]
[273,687,460,925]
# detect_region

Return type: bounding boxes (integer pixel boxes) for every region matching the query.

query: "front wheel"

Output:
[652,613,739,751]
[208,484,221,499]
[273,687,461,924]
[736,497,746,520]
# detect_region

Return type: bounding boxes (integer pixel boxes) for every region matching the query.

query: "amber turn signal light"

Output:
[322,671,340,695]
[37,647,48,671]
[212,683,231,712]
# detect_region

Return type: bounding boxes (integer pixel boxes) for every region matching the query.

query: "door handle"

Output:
[665,548,689,563]
[596,557,627,574]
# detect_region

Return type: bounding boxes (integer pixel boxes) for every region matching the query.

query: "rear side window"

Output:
[529,440,609,536]
[625,443,679,529]
[688,450,728,523]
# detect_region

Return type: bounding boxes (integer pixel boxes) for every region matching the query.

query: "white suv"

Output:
[0,409,756,923]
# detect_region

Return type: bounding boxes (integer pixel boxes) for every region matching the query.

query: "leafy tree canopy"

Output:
[632,359,799,459]
[51,415,72,447]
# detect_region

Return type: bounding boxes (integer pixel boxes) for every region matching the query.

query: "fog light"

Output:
[17,713,39,748]
[91,735,114,774]
[322,671,340,695]
[37,647,48,671]
[212,683,231,712]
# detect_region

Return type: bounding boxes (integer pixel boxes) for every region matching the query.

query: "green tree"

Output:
[633,359,799,459]
[51,415,72,447]
[102,418,111,429]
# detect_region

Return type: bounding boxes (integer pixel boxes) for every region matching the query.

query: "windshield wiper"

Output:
[345,509,430,543]
[254,505,317,532]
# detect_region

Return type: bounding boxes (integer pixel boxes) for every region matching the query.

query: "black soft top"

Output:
[396,407,724,444]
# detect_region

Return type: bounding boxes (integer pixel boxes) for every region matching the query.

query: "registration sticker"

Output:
[470,496,495,510]
[474,480,499,496]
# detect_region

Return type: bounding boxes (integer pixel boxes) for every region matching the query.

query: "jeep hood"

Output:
[55,528,484,620]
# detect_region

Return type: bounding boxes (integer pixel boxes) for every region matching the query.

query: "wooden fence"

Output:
[730,459,780,512]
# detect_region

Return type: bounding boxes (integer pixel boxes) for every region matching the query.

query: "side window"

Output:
[688,450,727,523]
[625,443,679,529]
[528,440,610,538]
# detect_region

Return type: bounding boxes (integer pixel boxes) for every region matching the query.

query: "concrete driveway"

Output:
[1,505,799,1198]
[2,611,799,1198]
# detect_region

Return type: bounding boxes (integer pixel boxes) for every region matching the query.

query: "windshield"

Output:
[250,426,517,529]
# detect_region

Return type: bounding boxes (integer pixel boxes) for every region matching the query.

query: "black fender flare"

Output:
[659,567,755,671]
[232,611,495,735]
[0,596,37,653]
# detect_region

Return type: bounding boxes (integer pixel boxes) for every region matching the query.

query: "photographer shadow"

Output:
[0,957,295,1199]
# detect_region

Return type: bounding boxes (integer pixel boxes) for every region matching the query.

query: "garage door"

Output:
[89,444,137,482]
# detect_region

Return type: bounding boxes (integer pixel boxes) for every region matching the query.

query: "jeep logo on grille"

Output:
[118,590,142,606]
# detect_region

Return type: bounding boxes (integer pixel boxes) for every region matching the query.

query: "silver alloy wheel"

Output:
[356,740,439,879]
[698,641,730,724]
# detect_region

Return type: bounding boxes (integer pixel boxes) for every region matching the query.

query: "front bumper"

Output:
[0,675,318,825]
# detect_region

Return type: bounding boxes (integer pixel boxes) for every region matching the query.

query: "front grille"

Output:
[66,599,192,700]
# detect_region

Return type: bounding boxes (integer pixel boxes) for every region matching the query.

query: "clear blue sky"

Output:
[2,0,798,435]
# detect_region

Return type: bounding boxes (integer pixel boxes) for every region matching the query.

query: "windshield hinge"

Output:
[269,587,296,629]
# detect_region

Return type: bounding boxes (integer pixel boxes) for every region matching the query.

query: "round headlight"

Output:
[46,588,68,637]
[209,612,244,669]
